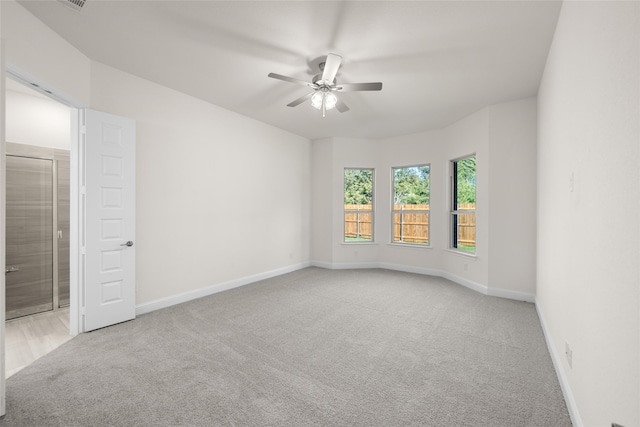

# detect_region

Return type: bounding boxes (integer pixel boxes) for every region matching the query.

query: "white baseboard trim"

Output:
[439,270,489,296]
[312,260,535,303]
[535,301,583,427]
[316,261,379,270]
[137,259,536,316]
[377,262,442,278]
[136,262,311,316]
[487,286,536,303]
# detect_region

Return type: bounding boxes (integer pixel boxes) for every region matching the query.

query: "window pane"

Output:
[393,166,430,205]
[393,211,429,244]
[452,156,476,252]
[455,156,476,208]
[344,169,373,242]
[344,210,372,241]
[454,212,476,252]
[392,165,429,245]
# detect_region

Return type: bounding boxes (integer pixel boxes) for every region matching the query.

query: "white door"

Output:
[83,109,136,332]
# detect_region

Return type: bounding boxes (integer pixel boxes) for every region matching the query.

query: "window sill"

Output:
[387,243,432,249]
[341,242,378,246]
[444,249,477,259]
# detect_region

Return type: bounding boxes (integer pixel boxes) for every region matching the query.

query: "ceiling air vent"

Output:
[57,0,87,12]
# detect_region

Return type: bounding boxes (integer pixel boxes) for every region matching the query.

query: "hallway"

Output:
[5,309,72,378]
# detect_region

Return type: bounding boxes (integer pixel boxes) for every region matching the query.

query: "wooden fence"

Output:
[344,205,373,239]
[393,204,429,244]
[455,203,476,248]
[344,203,476,247]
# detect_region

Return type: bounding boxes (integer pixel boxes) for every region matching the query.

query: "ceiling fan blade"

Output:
[336,82,383,92]
[335,97,350,113]
[286,92,314,107]
[268,73,315,88]
[321,53,342,83]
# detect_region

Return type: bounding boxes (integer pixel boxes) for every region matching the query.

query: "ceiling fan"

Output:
[268,53,382,117]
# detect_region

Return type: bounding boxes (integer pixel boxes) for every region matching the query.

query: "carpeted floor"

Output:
[0,268,571,426]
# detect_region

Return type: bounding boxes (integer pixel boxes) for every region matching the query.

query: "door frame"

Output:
[1,68,83,414]
[2,74,83,336]
[69,109,81,334]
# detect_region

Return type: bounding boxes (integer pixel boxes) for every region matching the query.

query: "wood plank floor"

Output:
[5,308,73,378]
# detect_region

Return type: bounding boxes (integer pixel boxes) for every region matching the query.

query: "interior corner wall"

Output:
[487,97,537,296]
[537,2,640,426]
[89,61,312,305]
[311,137,334,265]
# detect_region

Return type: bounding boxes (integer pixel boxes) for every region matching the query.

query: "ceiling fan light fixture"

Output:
[311,89,337,114]
[268,52,382,116]
[325,92,337,110]
[311,91,324,109]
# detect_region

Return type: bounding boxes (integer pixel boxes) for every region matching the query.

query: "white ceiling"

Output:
[17,0,562,140]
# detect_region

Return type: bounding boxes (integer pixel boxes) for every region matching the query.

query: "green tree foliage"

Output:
[344,169,373,204]
[456,156,476,204]
[394,166,430,205]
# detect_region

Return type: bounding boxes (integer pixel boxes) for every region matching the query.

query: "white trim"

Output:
[386,243,433,250]
[377,262,442,278]
[487,287,536,303]
[440,269,489,295]
[135,259,536,322]
[310,260,536,303]
[136,262,311,316]
[5,65,85,108]
[69,109,80,335]
[535,302,583,427]
[1,36,7,417]
[320,261,379,270]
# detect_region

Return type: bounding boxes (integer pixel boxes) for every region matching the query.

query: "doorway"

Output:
[4,76,73,374]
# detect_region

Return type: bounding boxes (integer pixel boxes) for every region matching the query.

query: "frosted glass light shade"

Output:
[311,92,324,109]
[311,90,337,111]
[325,93,337,110]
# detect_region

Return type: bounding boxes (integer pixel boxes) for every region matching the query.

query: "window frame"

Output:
[343,168,375,243]
[450,155,476,254]
[391,164,431,246]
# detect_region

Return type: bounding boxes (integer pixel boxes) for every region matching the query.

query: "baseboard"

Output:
[135,262,311,316]
[313,260,535,303]
[377,262,442,278]
[439,270,489,296]
[137,260,536,316]
[487,286,536,303]
[535,301,583,427]
[311,261,378,270]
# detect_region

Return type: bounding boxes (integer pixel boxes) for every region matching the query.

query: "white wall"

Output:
[5,81,70,149]
[375,129,446,273]
[487,98,537,296]
[1,0,312,308]
[439,107,490,288]
[537,2,639,426]
[0,0,90,106]
[311,138,333,264]
[89,62,311,305]
[311,98,538,300]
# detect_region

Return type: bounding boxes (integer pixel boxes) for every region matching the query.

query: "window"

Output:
[344,168,374,242]
[392,165,430,245]
[451,155,476,253]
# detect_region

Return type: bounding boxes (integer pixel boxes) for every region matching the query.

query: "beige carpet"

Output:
[0,267,571,426]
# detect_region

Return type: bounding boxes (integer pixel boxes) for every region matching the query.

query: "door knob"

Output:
[120,241,134,247]
[5,266,19,274]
